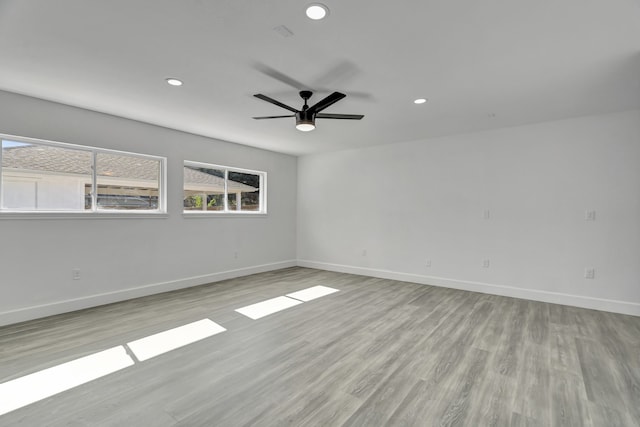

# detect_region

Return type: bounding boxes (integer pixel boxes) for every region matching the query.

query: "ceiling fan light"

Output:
[296,110,315,131]
[296,122,316,132]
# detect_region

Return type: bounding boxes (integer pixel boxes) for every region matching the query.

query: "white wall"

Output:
[297,110,640,315]
[0,90,297,325]
[2,90,637,324]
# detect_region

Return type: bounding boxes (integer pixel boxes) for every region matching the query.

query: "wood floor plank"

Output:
[473,295,510,352]
[510,412,542,427]
[492,299,528,377]
[587,401,637,427]
[549,323,582,376]
[511,341,552,425]
[550,370,592,427]
[526,301,550,346]
[430,347,490,426]
[386,347,490,426]
[463,371,516,427]
[341,370,421,427]
[576,337,625,406]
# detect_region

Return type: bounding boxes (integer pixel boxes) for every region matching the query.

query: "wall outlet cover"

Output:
[584,268,595,279]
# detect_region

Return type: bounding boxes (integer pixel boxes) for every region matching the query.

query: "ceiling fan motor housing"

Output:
[296,109,315,127]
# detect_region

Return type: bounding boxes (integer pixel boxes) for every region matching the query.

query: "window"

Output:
[1,134,165,213]
[183,161,266,214]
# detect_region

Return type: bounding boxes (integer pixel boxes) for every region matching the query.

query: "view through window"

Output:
[1,136,165,213]
[183,162,265,213]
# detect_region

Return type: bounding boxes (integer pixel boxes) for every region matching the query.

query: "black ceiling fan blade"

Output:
[314,60,361,87]
[316,113,364,120]
[308,92,346,113]
[253,94,298,113]
[252,115,295,119]
[254,63,309,90]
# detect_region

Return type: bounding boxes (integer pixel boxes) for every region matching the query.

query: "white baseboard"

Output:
[4,259,637,326]
[0,260,297,327]
[297,260,640,317]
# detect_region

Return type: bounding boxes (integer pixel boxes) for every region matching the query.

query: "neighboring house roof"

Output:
[2,144,257,192]
[2,144,93,175]
[183,166,257,193]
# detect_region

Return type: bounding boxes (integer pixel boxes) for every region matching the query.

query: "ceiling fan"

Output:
[252,90,364,132]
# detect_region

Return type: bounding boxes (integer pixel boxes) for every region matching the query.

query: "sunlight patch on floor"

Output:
[127,319,226,362]
[235,296,303,320]
[0,346,134,416]
[286,285,339,302]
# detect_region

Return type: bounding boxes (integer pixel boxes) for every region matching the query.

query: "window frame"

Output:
[183,160,267,216]
[0,133,167,218]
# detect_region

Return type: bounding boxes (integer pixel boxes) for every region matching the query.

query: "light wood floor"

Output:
[1,267,639,426]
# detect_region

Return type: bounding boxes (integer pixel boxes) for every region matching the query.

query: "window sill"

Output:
[182,211,268,218]
[0,211,169,220]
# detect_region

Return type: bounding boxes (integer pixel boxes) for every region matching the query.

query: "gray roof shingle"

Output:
[2,144,257,192]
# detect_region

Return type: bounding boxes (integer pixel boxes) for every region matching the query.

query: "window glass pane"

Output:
[1,139,92,211]
[96,153,159,210]
[183,162,264,214]
[227,171,260,212]
[183,166,225,211]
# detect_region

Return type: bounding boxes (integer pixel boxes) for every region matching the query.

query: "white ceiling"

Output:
[0,0,638,156]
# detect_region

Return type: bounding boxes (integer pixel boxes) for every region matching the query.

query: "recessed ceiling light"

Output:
[306,3,329,20]
[414,98,427,104]
[166,78,183,86]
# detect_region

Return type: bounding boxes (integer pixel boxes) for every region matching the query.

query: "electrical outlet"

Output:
[584,268,595,279]
[585,210,596,221]
[362,249,367,257]
[482,259,490,268]
[483,209,491,220]
[425,259,431,267]
[72,268,81,280]
[234,251,238,259]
